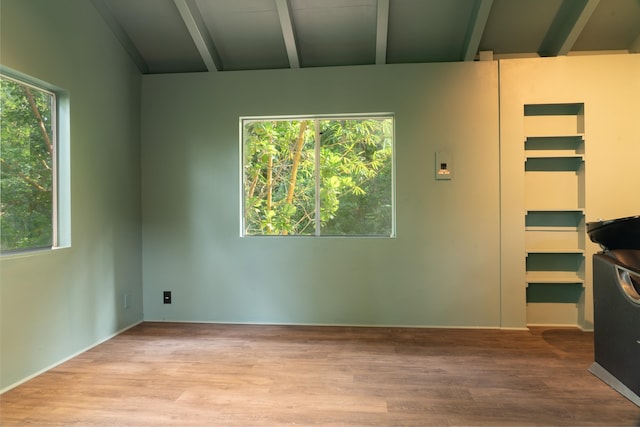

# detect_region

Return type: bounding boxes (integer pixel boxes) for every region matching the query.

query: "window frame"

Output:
[1,67,70,255]
[240,113,396,238]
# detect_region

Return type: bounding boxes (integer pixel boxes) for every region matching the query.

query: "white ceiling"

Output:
[91,0,640,74]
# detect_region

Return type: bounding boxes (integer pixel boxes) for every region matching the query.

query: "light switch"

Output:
[435,151,453,180]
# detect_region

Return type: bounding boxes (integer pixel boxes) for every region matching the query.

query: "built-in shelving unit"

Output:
[523,103,585,321]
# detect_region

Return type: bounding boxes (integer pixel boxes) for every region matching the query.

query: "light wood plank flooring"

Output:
[1,322,639,426]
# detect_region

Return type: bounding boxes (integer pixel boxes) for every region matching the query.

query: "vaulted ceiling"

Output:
[91,0,640,74]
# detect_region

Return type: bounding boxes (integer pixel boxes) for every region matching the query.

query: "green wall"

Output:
[141,63,503,327]
[2,0,638,396]
[141,55,639,330]
[0,0,143,391]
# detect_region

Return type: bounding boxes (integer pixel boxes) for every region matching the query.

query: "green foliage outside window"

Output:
[0,75,55,252]
[243,116,393,236]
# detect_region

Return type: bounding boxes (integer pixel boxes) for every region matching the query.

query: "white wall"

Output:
[499,54,640,329]
[0,0,143,391]
[141,62,503,327]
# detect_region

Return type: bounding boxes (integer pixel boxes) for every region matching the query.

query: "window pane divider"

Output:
[314,119,321,236]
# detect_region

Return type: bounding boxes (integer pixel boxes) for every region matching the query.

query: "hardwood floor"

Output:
[1,322,639,426]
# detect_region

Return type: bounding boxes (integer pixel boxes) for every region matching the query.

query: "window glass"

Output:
[242,115,394,237]
[1,74,56,252]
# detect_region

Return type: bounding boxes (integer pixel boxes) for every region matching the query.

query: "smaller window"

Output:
[1,72,60,253]
[241,114,394,237]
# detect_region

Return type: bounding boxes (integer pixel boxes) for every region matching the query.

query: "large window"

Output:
[1,73,60,253]
[242,115,394,236]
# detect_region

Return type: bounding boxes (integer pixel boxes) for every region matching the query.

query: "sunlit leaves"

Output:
[243,116,393,236]
[0,75,55,252]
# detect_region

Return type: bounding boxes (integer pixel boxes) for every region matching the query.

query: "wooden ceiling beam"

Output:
[173,0,221,71]
[376,0,390,65]
[630,32,640,53]
[462,0,493,61]
[539,0,600,57]
[275,0,300,68]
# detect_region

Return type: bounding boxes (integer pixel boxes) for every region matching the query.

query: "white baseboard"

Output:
[145,318,507,330]
[526,322,592,331]
[145,318,546,331]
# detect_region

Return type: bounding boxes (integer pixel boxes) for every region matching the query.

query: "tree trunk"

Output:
[266,136,273,213]
[285,121,307,205]
[24,87,53,156]
[282,121,308,235]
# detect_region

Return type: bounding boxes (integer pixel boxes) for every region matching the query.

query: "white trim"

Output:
[142,319,520,331]
[241,112,395,123]
[0,73,56,96]
[51,90,58,248]
[589,362,640,408]
[0,321,143,395]
[314,119,321,236]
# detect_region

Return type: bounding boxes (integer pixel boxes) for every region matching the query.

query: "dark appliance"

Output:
[587,215,640,407]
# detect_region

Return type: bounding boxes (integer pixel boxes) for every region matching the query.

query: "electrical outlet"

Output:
[123,293,131,309]
[163,291,172,304]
